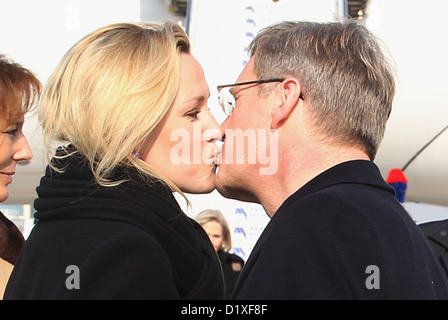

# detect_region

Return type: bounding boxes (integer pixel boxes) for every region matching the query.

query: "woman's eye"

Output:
[186,110,201,120]
[3,128,18,136]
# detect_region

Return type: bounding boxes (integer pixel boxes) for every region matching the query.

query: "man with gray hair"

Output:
[214,21,448,299]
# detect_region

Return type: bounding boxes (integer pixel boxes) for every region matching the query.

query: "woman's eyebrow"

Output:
[6,120,24,128]
[184,93,210,105]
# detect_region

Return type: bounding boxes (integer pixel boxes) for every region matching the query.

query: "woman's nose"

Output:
[203,113,225,143]
[13,134,33,162]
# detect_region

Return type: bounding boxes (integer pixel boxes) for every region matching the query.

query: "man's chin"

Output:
[217,187,259,204]
[214,171,259,203]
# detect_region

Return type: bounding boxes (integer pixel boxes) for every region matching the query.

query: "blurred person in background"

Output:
[196,209,244,299]
[0,54,41,299]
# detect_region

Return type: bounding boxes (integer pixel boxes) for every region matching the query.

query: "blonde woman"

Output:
[0,54,40,299]
[196,209,244,299]
[5,21,224,299]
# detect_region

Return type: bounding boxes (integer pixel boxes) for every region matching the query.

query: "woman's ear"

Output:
[270,78,302,130]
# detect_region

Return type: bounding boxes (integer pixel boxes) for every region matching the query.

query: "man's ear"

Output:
[270,78,302,129]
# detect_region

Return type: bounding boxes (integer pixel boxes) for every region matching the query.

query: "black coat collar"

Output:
[279,160,394,213]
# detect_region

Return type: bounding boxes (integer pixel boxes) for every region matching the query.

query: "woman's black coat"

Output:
[5,151,224,299]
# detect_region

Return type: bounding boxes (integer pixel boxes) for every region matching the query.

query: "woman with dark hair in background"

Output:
[0,54,41,299]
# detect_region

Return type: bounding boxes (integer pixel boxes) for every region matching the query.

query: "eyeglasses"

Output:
[217,78,285,115]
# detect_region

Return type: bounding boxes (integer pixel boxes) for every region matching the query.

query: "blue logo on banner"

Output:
[245,32,255,39]
[235,208,247,219]
[246,18,256,27]
[234,227,247,238]
[245,6,255,13]
[233,247,246,259]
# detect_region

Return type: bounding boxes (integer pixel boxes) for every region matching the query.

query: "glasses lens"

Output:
[218,87,235,115]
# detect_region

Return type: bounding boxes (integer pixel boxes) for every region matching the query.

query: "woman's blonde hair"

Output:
[195,209,232,252]
[39,21,190,192]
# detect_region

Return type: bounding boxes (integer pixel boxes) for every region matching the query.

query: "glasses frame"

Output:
[217,78,285,116]
[217,78,304,115]
[217,78,286,91]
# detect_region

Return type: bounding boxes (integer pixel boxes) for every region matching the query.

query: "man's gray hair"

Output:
[249,21,396,160]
